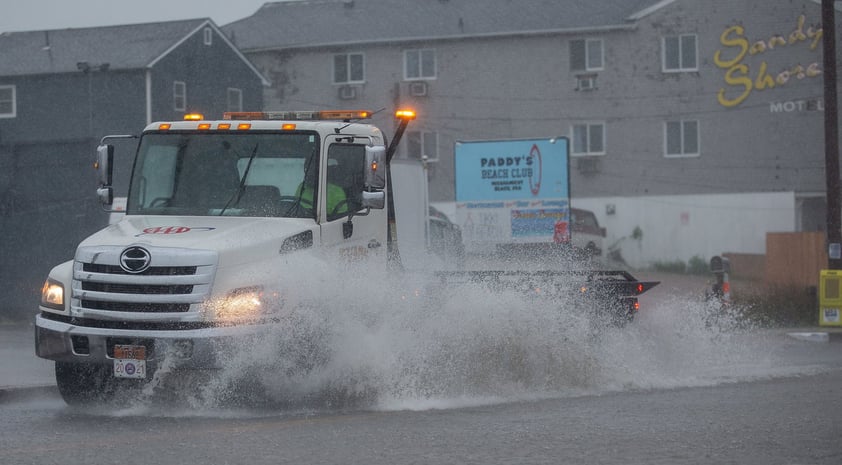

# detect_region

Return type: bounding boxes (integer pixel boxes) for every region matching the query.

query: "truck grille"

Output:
[80,300,191,313]
[81,280,194,295]
[83,263,198,276]
[72,246,217,316]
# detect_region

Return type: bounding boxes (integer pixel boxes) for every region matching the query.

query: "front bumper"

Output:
[35,313,272,369]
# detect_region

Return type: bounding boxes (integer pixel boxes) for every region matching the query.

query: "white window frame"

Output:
[0,85,16,118]
[662,34,698,72]
[332,53,366,84]
[173,81,186,112]
[405,130,439,162]
[404,48,437,80]
[227,88,243,112]
[571,122,606,156]
[664,120,700,158]
[570,38,604,72]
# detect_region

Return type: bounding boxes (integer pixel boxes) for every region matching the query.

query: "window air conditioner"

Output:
[576,156,600,174]
[409,81,428,97]
[576,76,597,91]
[338,85,357,100]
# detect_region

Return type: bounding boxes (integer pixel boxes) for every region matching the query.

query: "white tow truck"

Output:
[35,109,657,405]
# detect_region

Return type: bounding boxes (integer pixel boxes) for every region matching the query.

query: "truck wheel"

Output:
[55,362,116,405]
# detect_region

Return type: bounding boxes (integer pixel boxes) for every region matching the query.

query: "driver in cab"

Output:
[297,160,347,219]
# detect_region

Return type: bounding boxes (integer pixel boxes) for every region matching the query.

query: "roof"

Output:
[0,18,268,84]
[223,0,667,52]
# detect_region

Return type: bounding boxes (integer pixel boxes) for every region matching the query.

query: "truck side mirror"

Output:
[364,145,386,190]
[96,144,114,187]
[361,190,385,210]
[97,186,114,206]
[96,144,114,207]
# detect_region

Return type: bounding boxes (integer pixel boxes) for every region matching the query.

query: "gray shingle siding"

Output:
[225,0,833,201]
[0,19,268,319]
[224,0,836,266]
[0,19,268,144]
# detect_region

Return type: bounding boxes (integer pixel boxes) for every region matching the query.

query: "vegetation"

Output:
[648,256,818,328]
[651,255,708,275]
[732,285,818,328]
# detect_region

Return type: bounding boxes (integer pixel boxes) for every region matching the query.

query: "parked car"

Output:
[429,206,465,267]
[570,208,606,258]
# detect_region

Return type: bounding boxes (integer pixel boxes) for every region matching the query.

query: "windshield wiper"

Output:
[220,143,259,216]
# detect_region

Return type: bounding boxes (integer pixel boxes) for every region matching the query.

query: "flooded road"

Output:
[3,262,842,464]
[3,363,841,465]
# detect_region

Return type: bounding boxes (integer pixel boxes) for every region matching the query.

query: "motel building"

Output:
[224,0,840,267]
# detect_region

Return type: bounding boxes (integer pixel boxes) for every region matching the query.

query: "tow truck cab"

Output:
[35,110,415,403]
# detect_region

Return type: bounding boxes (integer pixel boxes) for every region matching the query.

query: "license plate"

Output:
[113,344,147,379]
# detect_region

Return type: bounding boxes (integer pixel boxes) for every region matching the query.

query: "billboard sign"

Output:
[454,138,570,251]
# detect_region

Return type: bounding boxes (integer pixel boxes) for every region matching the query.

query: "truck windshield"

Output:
[126,132,320,218]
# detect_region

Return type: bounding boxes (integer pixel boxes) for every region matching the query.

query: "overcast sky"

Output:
[2,0,278,33]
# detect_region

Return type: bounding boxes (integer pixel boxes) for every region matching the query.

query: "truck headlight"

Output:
[208,286,282,323]
[40,278,65,311]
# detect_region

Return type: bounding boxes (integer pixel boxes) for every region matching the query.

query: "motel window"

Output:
[0,85,15,118]
[572,123,605,156]
[665,120,699,157]
[173,81,186,112]
[663,34,698,72]
[333,53,365,84]
[227,88,243,112]
[406,131,439,162]
[404,49,436,80]
[570,39,604,71]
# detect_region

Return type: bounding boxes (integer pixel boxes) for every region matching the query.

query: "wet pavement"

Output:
[0,319,56,396]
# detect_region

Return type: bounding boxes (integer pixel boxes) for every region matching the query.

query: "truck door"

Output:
[320,139,388,263]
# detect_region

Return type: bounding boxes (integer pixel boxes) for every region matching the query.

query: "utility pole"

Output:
[822,0,842,269]
[76,61,110,142]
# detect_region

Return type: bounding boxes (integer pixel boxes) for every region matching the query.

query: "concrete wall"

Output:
[573,192,797,268]
[435,191,798,269]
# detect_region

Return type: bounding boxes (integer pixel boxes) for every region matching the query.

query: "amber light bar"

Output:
[223,110,373,121]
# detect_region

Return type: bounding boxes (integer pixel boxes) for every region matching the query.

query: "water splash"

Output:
[109,254,804,415]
